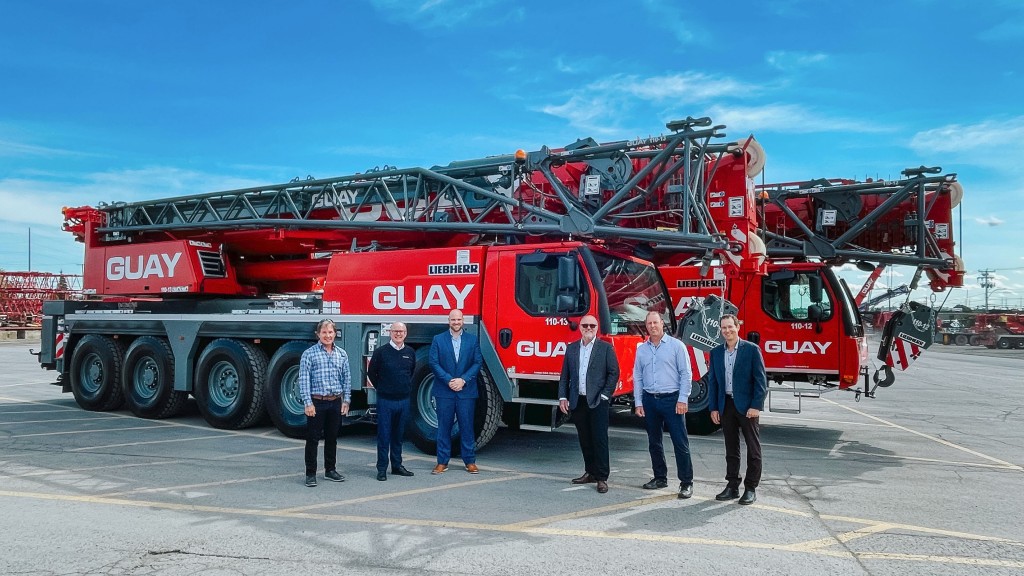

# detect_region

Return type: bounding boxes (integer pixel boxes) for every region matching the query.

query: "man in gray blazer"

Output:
[558,314,620,493]
[708,314,768,505]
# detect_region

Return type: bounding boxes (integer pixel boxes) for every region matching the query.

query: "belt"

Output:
[311,395,339,401]
[644,391,678,399]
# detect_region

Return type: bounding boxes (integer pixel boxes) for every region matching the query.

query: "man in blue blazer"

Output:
[428,309,484,475]
[558,315,620,494]
[708,314,768,505]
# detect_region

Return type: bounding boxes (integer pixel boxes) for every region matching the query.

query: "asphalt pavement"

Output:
[1,339,1022,575]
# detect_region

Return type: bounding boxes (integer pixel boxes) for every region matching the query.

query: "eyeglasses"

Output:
[580,323,597,329]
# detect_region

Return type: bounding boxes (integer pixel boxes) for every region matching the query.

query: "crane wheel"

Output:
[69,335,126,411]
[122,336,187,419]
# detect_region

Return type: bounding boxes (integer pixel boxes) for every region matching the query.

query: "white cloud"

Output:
[909,116,1024,171]
[975,216,1005,226]
[0,138,95,159]
[705,104,891,135]
[765,51,828,71]
[540,72,755,132]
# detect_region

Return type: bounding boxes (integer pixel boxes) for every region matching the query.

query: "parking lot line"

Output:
[823,398,1024,471]
[5,425,172,439]
[504,493,678,528]
[99,473,299,497]
[276,472,538,513]
[0,460,180,479]
[1,487,1022,568]
[0,415,126,425]
[69,434,228,452]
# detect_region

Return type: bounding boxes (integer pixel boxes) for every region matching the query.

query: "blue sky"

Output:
[1,0,1022,308]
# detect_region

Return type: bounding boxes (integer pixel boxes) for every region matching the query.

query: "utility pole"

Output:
[978,268,996,311]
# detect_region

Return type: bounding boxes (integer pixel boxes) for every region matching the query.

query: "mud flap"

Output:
[876,301,935,381]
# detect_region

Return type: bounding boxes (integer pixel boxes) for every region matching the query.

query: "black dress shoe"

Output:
[715,487,740,501]
[391,466,415,477]
[376,471,387,481]
[571,473,596,485]
[738,489,756,505]
[642,478,668,490]
[678,483,693,499]
[596,480,609,494]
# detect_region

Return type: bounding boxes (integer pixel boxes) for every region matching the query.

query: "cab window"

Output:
[762,270,833,322]
[515,253,589,316]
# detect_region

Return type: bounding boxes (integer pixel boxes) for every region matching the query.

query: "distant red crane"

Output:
[0,272,82,327]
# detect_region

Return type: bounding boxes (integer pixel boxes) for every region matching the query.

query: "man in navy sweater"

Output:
[367,322,417,481]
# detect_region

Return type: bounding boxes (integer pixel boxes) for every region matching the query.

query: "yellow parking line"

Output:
[0,487,1021,567]
[856,552,1024,569]
[505,493,678,528]
[823,398,1024,471]
[277,473,537,513]
[784,523,897,552]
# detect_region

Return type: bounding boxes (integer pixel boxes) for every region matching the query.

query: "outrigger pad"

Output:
[877,301,935,371]
[676,295,738,352]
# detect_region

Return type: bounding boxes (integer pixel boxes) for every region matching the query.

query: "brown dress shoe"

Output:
[466,463,479,474]
[596,480,609,494]
[571,473,596,485]
[431,464,448,475]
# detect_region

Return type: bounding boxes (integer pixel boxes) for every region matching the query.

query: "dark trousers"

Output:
[376,396,410,472]
[642,392,693,483]
[435,396,476,465]
[572,396,610,481]
[305,397,341,476]
[722,395,762,490]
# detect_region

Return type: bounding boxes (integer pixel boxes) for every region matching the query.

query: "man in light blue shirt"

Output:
[633,311,694,499]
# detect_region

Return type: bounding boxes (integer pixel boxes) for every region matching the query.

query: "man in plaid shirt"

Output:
[299,318,351,487]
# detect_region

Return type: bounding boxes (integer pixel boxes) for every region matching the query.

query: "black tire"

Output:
[685,375,720,435]
[954,334,968,346]
[263,341,312,438]
[69,335,126,411]
[121,336,188,419]
[408,347,504,455]
[968,335,982,347]
[1016,340,1024,350]
[193,338,268,429]
[997,338,1011,350]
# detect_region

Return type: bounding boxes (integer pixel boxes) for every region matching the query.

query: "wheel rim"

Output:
[207,360,240,408]
[280,365,305,426]
[416,374,439,429]
[688,378,709,411]
[131,357,159,400]
[78,352,103,395]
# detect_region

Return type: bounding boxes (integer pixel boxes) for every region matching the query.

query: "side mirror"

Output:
[557,256,579,293]
[808,275,823,303]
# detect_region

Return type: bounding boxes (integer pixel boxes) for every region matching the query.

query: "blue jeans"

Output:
[376,396,410,472]
[642,392,693,484]
[435,396,476,465]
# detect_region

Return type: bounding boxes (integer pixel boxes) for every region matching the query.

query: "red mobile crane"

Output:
[35,117,962,450]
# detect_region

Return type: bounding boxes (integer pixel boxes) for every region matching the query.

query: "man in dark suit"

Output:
[428,309,484,475]
[558,315,620,494]
[708,314,768,505]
